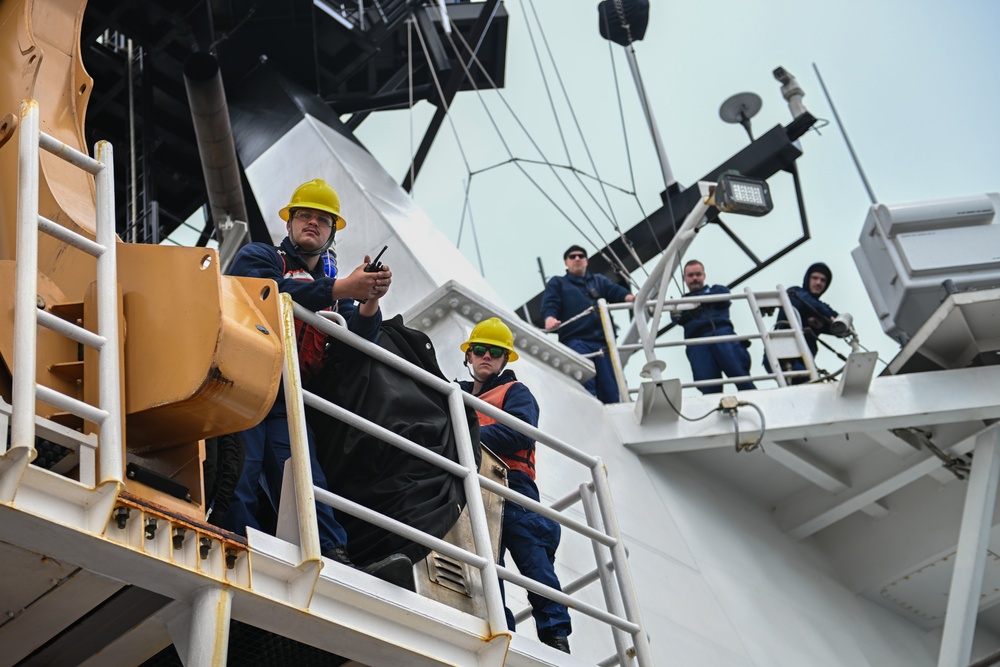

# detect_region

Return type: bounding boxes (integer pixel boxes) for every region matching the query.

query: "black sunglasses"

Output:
[469,344,506,359]
[566,253,586,260]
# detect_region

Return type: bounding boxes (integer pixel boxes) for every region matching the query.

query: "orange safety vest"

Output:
[278,250,334,386]
[476,382,536,479]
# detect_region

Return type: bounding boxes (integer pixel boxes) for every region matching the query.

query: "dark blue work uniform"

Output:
[460,370,571,640]
[764,286,838,383]
[673,285,755,394]
[223,238,381,555]
[541,272,631,404]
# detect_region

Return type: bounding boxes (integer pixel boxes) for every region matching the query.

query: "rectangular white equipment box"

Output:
[852,193,1000,344]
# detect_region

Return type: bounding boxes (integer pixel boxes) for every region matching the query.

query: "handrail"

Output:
[281,301,652,663]
[606,283,821,396]
[10,99,122,490]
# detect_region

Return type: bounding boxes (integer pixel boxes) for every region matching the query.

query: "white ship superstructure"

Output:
[2,2,1000,667]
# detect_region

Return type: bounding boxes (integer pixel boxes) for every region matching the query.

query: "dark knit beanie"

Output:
[803,262,832,295]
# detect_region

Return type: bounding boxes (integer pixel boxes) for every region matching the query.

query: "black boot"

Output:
[324,547,415,591]
[539,630,570,654]
[361,553,415,591]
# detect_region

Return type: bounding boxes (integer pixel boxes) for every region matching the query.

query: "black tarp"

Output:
[309,315,481,566]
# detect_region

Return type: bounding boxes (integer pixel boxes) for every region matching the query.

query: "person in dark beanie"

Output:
[765,262,839,384]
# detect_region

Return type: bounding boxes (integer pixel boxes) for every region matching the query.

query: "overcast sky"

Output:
[357,0,1000,384]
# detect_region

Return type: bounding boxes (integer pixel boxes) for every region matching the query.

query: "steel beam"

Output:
[776,423,994,539]
[937,429,1000,667]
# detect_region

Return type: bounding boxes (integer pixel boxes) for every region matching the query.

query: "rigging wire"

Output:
[457,177,485,271]
[442,23,608,253]
[469,157,636,194]
[411,15,486,274]
[523,0,647,284]
[607,37,660,264]
[444,18,639,285]
[521,0,617,231]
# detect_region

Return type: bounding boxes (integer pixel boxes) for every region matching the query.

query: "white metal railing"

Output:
[9,99,122,487]
[590,181,819,402]
[604,285,820,399]
[277,295,653,666]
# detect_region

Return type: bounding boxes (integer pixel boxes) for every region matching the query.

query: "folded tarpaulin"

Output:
[309,314,482,566]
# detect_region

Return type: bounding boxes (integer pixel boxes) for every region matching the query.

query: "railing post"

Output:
[581,482,635,666]
[11,99,40,459]
[447,387,508,637]
[598,298,630,404]
[278,294,322,564]
[591,459,654,666]
[94,139,123,485]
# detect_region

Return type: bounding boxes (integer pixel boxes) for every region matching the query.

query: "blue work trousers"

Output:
[686,328,755,394]
[219,413,348,554]
[565,338,620,404]
[499,502,572,637]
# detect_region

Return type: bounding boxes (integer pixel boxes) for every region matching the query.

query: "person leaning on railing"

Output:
[222,178,413,589]
[764,261,840,384]
[541,245,634,404]
[672,259,756,394]
[458,318,572,654]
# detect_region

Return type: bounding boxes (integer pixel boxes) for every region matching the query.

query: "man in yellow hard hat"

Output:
[223,178,412,587]
[458,318,572,653]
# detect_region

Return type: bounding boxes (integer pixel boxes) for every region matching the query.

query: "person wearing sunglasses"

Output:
[458,318,572,654]
[540,244,635,403]
[223,178,413,588]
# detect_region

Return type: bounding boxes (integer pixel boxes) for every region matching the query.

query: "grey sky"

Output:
[353,0,1000,381]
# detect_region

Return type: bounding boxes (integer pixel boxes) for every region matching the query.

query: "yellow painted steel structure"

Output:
[0,0,282,518]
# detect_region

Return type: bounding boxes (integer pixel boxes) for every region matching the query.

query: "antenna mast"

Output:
[812,63,878,204]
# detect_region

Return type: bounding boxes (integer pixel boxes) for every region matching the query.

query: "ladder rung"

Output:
[38,215,106,257]
[37,309,106,350]
[36,385,108,425]
[38,131,102,175]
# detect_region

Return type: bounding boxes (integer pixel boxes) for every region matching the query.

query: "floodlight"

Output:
[830,312,855,338]
[714,174,773,216]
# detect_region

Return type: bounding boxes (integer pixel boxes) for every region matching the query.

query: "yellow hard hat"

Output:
[279,178,347,230]
[460,317,519,362]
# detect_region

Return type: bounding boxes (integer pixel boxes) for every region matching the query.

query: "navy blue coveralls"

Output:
[672,285,755,394]
[223,237,382,555]
[764,286,838,383]
[541,272,630,404]
[460,370,572,640]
